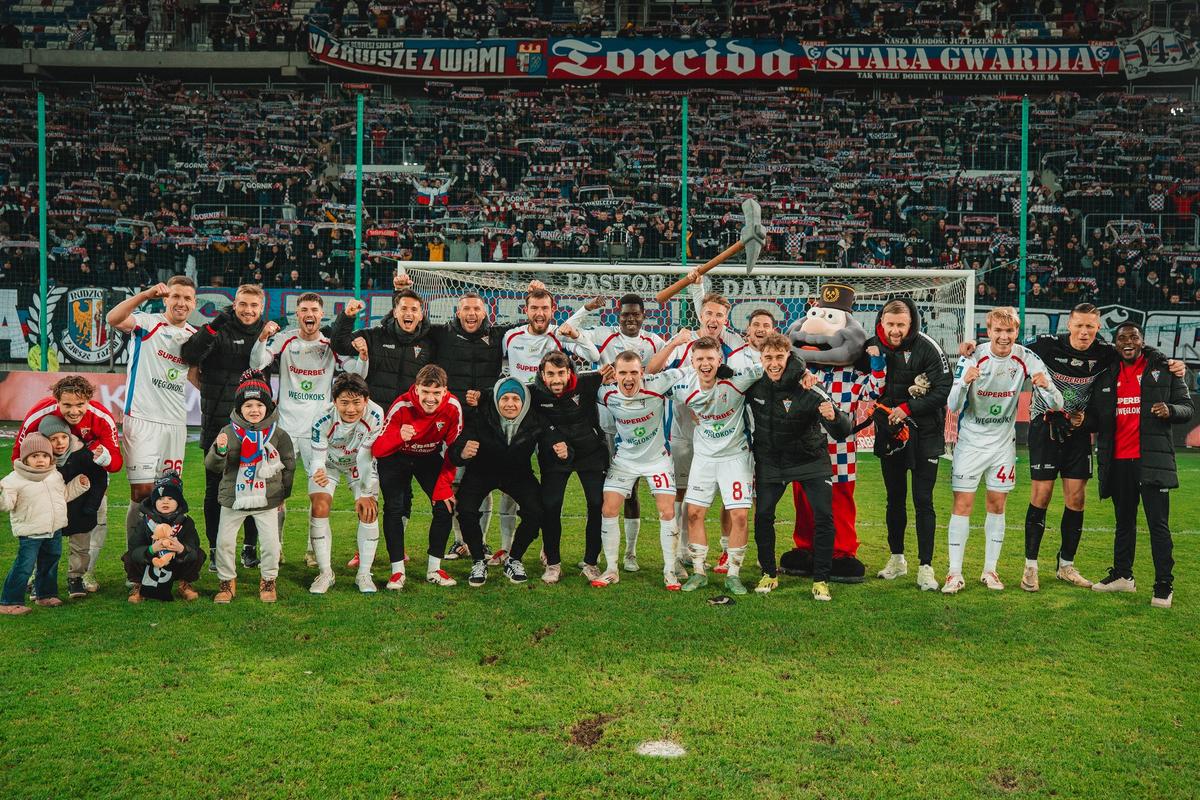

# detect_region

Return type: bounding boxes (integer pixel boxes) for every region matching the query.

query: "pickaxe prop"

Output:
[655,196,765,304]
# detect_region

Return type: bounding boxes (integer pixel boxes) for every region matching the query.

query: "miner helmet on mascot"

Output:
[779,283,887,582]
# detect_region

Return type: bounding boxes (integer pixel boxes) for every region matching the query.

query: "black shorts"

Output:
[1027,418,1093,482]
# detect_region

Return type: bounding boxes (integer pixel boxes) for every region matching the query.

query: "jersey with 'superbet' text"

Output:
[682,363,764,460]
[251,330,365,439]
[599,369,684,462]
[1028,334,1116,416]
[502,326,601,382]
[949,341,1063,447]
[124,312,196,424]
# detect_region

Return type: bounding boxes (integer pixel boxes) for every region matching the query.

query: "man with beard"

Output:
[251,292,365,579]
[958,303,1185,591]
[1085,322,1192,608]
[182,283,269,571]
[107,277,198,576]
[868,297,952,592]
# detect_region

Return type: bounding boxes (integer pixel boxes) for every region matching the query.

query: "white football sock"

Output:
[390,560,406,575]
[310,516,332,573]
[983,513,1006,574]
[601,516,621,572]
[1025,558,1038,569]
[624,517,640,556]
[478,493,493,547]
[86,519,107,573]
[673,501,683,536]
[499,494,517,551]
[427,555,442,574]
[726,545,747,577]
[659,519,677,575]
[947,514,970,576]
[720,534,730,554]
[688,542,709,575]
[356,522,378,578]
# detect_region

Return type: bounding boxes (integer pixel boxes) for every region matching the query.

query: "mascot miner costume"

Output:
[780,283,886,582]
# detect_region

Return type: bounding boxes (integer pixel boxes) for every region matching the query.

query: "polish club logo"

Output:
[58,288,123,364]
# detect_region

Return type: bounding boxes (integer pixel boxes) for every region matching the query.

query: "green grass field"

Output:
[0,437,1197,800]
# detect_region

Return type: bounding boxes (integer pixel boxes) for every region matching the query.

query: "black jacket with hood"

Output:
[529,366,608,474]
[745,358,852,483]
[1087,345,1194,497]
[181,310,269,450]
[449,379,569,474]
[866,296,953,459]
[330,312,435,411]
[54,433,109,535]
[124,493,203,599]
[428,318,510,413]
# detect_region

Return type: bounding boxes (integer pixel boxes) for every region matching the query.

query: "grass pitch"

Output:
[0,439,1197,800]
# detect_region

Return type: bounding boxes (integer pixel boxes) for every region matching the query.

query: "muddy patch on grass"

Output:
[989,768,1019,792]
[532,625,557,644]
[569,713,614,749]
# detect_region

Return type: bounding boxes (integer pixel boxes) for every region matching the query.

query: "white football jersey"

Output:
[502,326,602,383]
[123,312,196,425]
[682,363,764,460]
[599,369,684,463]
[309,400,385,497]
[251,330,365,439]
[949,341,1063,448]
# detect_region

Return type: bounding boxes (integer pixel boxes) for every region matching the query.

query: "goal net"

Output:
[396,261,975,447]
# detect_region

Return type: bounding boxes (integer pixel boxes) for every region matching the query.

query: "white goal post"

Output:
[394,261,976,355]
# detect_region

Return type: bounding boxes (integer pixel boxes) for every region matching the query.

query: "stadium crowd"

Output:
[0,82,1197,308]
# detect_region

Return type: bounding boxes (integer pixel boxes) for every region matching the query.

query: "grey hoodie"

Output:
[494,381,531,444]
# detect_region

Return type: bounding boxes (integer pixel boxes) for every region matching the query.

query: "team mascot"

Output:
[779,283,886,582]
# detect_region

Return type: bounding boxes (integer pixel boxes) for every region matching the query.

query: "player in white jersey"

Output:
[596,351,688,589]
[942,307,1063,595]
[676,336,764,595]
[305,374,384,595]
[106,277,198,534]
[250,292,365,567]
[727,307,777,371]
[565,293,667,571]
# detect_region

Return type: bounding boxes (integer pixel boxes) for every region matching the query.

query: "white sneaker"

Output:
[916,564,938,591]
[591,569,619,588]
[580,564,602,582]
[1020,565,1040,592]
[541,564,562,584]
[675,558,690,580]
[385,571,407,591]
[877,554,908,580]
[980,571,1004,591]
[304,550,318,568]
[309,571,335,594]
[81,572,99,593]
[941,573,966,594]
[426,569,457,587]
[664,571,683,591]
[623,553,639,572]
[355,573,377,594]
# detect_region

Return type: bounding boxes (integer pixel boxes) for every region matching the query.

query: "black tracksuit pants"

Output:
[1109,459,1174,585]
[523,467,605,567]
[756,475,835,581]
[377,451,455,563]
[880,451,938,566]
[457,467,543,563]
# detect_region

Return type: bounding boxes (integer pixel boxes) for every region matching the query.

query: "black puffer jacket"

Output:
[529,367,608,474]
[867,296,952,459]
[56,435,109,535]
[180,312,267,449]
[428,318,510,414]
[330,312,435,411]
[449,379,569,473]
[1087,346,1194,497]
[746,358,851,482]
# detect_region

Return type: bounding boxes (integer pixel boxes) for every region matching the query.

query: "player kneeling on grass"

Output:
[206,370,296,605]
[598,350,687,590]
[371,365,462,590]
[123,473,204,603]
[1084,322,1193,608]
[307,374,384,595]
[680,337,762,596]
[942,308,1062,595]
[450,378,568,586]
[0,434,89,615]
[747,334,850,599]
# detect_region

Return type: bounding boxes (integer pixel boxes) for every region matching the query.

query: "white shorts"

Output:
[684,452,754,510]
[671,438,693,489]
[604,455,675,498]
[951,440,1017,494]
[123,416,186,484]
[308,460,368,499]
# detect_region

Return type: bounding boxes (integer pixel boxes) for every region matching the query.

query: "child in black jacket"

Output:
[123,473,205,602]
[450,378,569,587]
[39,415,108,600]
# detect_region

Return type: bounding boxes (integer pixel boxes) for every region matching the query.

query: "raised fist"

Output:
[344,299,365,318]
[215,431,229,450]
[461,440,480,459]
[259,320,280,341]
[351,336,369,360]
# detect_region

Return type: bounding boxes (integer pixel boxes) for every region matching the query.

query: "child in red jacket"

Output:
[372,364,462,590]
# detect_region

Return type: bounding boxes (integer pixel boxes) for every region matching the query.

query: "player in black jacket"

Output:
[958,303,1185,592]
[867,297,952,591]
[330,289,435,411]
[746,334,851,599]
[180,283,266,569]
[449,378,569,586]
[528,351,611,584]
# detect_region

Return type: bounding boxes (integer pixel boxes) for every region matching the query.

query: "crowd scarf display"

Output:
[232,422,283,510]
